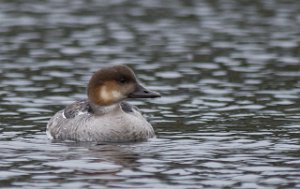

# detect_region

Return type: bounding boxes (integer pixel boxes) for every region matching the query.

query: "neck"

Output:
[89,102,120,115]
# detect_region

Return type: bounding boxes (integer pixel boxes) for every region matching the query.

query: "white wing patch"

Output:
[77,111,87,116]
[62,111,66,119]
[46,129,54,139]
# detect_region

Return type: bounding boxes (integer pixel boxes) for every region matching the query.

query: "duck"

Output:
[46,65,160,142]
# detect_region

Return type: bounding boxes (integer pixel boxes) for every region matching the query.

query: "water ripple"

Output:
[0,0,300,188]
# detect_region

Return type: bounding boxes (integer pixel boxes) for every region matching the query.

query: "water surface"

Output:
[0,0,300,188]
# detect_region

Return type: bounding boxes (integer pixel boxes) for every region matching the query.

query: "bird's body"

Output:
[46,65,160,142]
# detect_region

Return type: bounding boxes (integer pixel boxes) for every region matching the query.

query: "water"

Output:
[0,0,300,188]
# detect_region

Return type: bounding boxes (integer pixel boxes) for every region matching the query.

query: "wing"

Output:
[63,99,93,119]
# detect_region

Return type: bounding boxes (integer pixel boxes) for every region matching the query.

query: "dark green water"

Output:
[0,0,300,188]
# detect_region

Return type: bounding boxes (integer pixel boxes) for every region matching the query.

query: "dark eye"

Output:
[119,77,127,84]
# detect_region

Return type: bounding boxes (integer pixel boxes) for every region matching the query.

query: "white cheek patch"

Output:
[111,90,123,99]
[100,86,124,102]
[100,86,110,102]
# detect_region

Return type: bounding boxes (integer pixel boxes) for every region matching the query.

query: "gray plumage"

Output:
[46,100,155,143]
[46,65,160,143]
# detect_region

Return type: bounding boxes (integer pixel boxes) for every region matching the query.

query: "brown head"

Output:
[87,65,160,106]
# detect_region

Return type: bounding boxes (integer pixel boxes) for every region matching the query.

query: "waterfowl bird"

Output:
[46,65,160,142]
